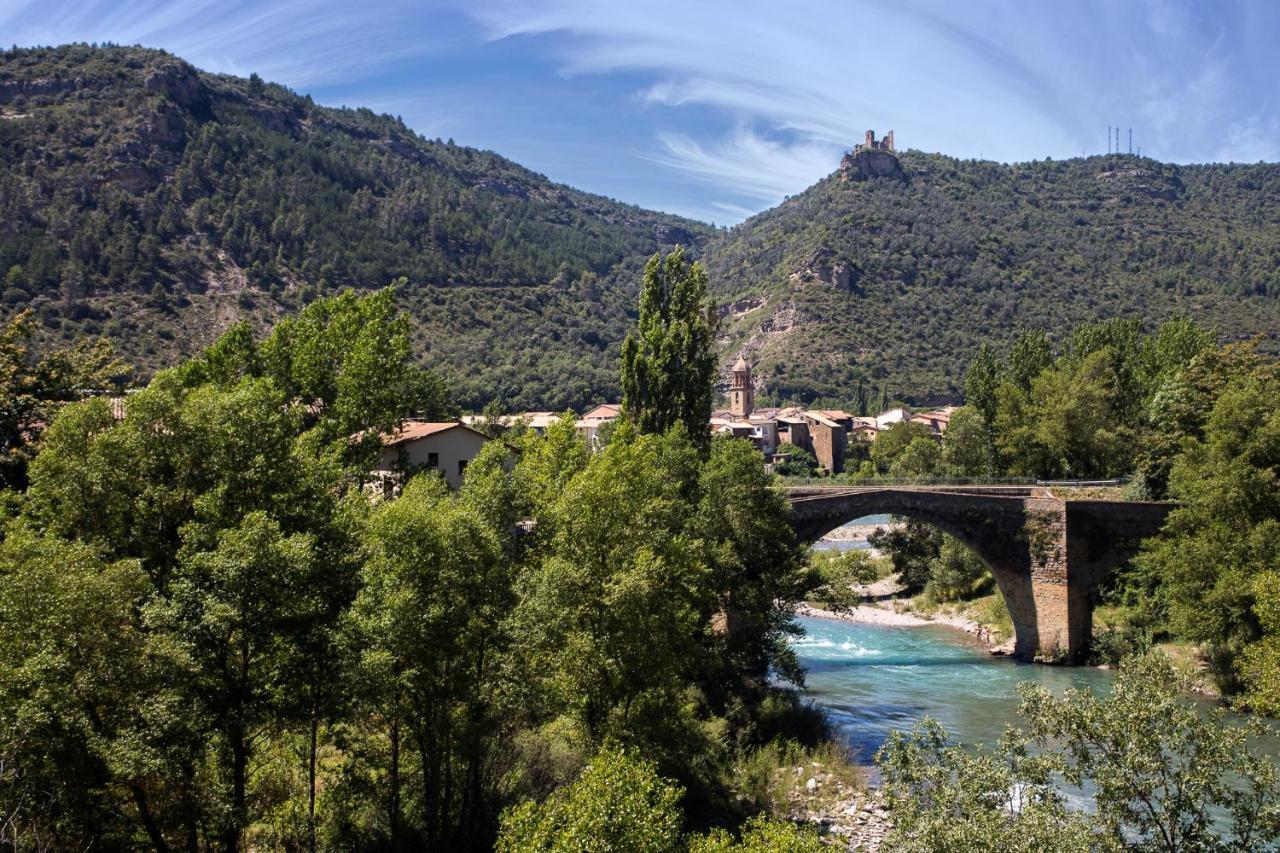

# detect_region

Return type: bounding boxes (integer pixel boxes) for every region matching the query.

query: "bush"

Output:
[496,748,684,853]
[807,548,882,611]
[772,444,820,477]
[878,652,1280,852]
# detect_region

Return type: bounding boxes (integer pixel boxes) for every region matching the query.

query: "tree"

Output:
[869,420,933,475]
[0,310,129,489]
[508,431,713,768]
[620,248,717,456]
[940,406,995,478]
[1134,367,1280,702]
[925,538,989,603]
[808,548,880,612]
[345,473,512,847]
[0,526,198,851]
[1020,653,1280,850]
[692,436,811,717]
[496,748,684,853]
[1006,330,1054,391]
[868,521,943,594]
[771,443,819,477]
[161,512,320,850]
[963,343,1002,427]
[878,720,1098,853]
[879,653,1280,852]
[889,436,942,479]
[689,815,826,852]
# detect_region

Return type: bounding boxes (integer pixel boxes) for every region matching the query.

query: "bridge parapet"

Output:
[784,485,1173,663]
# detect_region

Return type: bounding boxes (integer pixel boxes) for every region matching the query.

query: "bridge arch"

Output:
[785,487,1173,662]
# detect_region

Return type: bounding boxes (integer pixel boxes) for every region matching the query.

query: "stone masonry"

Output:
[786,486,1174,662]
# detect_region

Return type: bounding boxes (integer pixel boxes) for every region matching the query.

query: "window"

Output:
[458,459,468,476]
[427,452,439,468]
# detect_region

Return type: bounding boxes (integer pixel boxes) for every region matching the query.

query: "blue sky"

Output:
[5,0,1279,223]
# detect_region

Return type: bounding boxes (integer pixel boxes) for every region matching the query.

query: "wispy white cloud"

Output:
[466,0,1279,211]
[644,128,840,204]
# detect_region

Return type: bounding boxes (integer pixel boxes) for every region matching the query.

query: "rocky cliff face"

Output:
[840,149,905,181]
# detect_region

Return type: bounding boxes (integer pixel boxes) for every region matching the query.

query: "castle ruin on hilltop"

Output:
[854,129,894,154]
[842,129,903,181]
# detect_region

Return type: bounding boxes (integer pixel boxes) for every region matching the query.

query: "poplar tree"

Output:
[620,248,717,456]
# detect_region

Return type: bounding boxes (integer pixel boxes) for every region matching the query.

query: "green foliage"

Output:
[808,549,881,611]
[879,719,1100,853]
[771,442,819,477]
[725,738,863,820]
[924,538,990,604]
[688,815,826,852]
[0,309,129,488]
[344,473,513,845]
[880,652,1280,852]
[1020,653,1280,850]
[621,248,718,456]
[496,748,684,853]
[868,420,934,475]
[1134,354,1280,703]
[889,435,942,479]
[940,405,995,477]
[868,520,944,594]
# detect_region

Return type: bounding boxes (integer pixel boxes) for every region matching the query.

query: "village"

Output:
[370,356,955,491]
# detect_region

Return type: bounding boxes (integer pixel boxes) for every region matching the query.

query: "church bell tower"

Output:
[729,355,754,418]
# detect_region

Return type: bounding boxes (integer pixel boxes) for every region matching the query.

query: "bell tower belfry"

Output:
[729,355,754,418]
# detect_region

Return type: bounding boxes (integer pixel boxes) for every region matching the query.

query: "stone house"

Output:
[802,411,848,474]
[371,420,510,494]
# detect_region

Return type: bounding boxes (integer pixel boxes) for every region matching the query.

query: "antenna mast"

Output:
[1107,126,1111,154]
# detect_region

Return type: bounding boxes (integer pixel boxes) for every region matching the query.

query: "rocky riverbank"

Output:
[798,575,1008,652]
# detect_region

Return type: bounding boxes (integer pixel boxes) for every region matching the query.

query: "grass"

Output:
[728,739,865,819]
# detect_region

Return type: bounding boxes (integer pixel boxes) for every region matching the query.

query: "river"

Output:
[792,614,1280,780]
[797,517,1280,773]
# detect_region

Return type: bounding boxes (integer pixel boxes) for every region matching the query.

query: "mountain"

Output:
[703,149,1280,407]
[0,44,711,410]
[4,45,1280,413]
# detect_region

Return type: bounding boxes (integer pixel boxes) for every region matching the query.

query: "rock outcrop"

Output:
[1094,165,1184,201]
[840,149,905,181]
[791,247,860,291]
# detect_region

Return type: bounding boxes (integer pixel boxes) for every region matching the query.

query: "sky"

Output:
[4,0,1279,223]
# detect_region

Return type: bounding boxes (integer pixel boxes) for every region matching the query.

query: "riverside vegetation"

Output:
[824,318,1280,712]
[0,249,1276,851]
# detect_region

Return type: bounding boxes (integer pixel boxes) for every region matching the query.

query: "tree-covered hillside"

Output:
[0,44,710,410]
[704,150,1280,406]
[5,45,1280,411]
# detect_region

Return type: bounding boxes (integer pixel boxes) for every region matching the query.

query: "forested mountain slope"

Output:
[704,150,1280,406]
[0,45,710,409]
[4,45,1280,411]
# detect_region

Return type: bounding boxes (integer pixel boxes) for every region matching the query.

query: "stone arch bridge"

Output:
[785,485,1174,663]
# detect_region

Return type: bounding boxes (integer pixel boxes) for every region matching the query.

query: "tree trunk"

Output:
[389,719,401,851]
[129,783,171,853]
[222,723,247,853]
[308,709,319,853]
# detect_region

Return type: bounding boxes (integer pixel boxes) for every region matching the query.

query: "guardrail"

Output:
[778,475,1038,488]
[777,475,1131,488]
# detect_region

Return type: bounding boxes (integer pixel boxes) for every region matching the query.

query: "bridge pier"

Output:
[786,487,1173,663]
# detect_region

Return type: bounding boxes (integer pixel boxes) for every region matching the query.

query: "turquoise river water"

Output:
[791,615,1280,772]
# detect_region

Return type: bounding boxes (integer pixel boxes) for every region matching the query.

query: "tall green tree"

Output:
[345,473,513,848]
[508,430,714,771]
[620,248,717,456]
[1135,365,1280,703]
